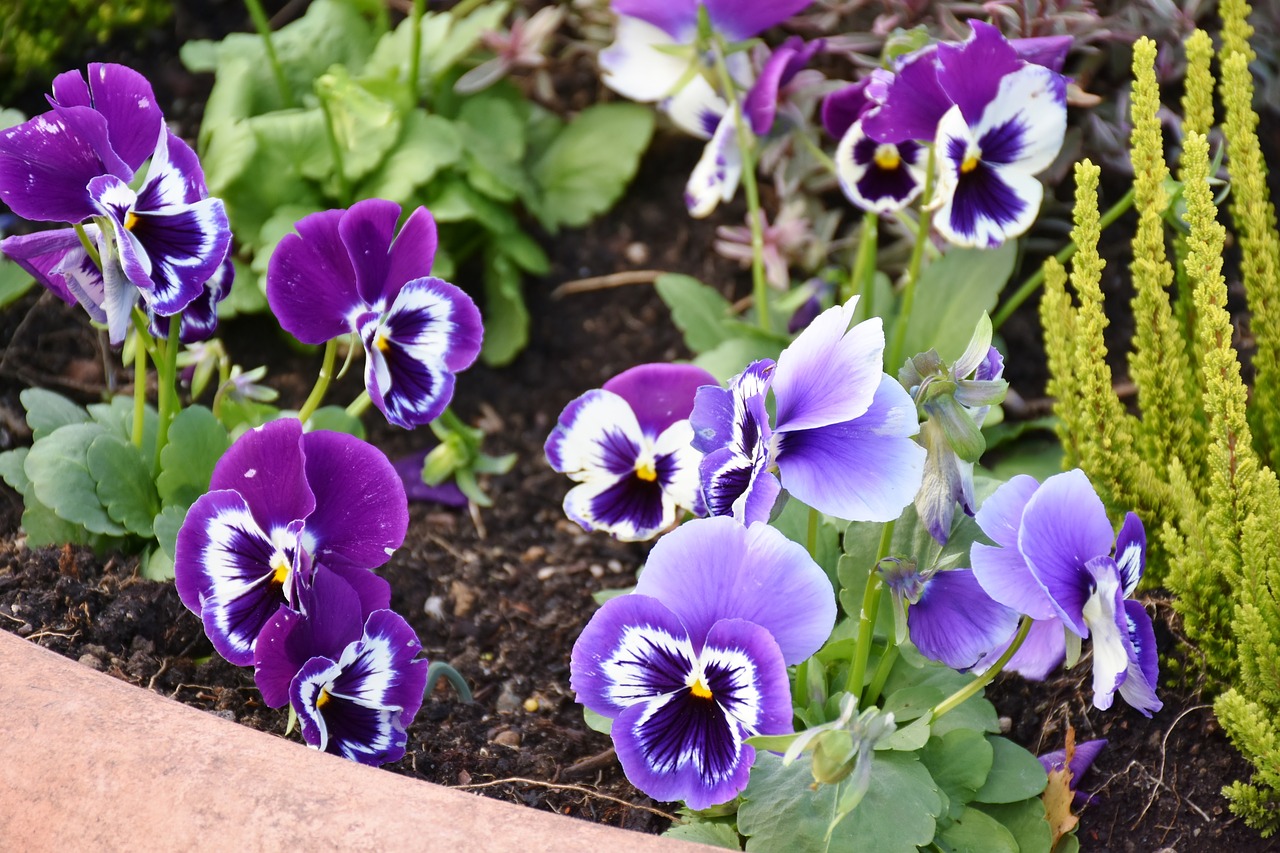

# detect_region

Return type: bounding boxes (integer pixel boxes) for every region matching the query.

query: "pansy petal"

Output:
[1118,599,1162,716]
[384,206,439,301]
[210,418,316,534]
[686,113,742,219]
[266,209,362,344]
[689,361,773,456]
[546,389,645,478]
[935,21,1024,126]
[635,516,835,664]
[775,375,925,522]
[0,228,85,304]
[612,617,792,810]
[99,234,138,345]
[935,139,1043,248]
[336,198,401,307]
[291,655,340,753]
[331,610,428,721]
[861,47,950,144]
[149,254,233,344]
[974,474,1039,548]
[133,130,207,211]
[970,541,1060,621]
[0,109,112,222]
[1081,556,1128,710]
[1115,512,1146,597]
[299,428,408,572]
[603,363,717,439]
[1012,35,1073,73]
[600,15,694,102]
[702,0,814,41]
[909,569,1020,670]
[1004,616,1067,680]
[973,63,1068,175]
[611,0,698,41]
[664,75,726,140]
[836,121,925,214]
[773,299,881,432]
[62,63,165,174]
[743,37,821,136]
[128,197,231,316]
[392,451,469,507]
[821,79,871,140]
[563,471,672,541]
[652,419,706,516]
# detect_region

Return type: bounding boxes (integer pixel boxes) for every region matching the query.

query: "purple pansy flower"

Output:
[742,37,824,137]
[835,119,928,215]
[1039,737,1108,807]
[0,65,232,343]
[266,199,483,430]
[255,562,428,766]
[970,470,1162,716]
[174,418,408,667]
[691,296,925,524]
[546,363,715,541]
[571,516,835,808]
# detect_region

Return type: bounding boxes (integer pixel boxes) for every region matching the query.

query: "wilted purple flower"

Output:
[970,470,1162,716]
[742,37,824,137]
[546,363,714,541]
[1039,737,1108,807]
[174,418,407,666]
[391,450,469,507]
[571,517,835,808]
[691,296,925,524]
[266,199,483,429]
[255,562,427,766]
[713,201,810,290]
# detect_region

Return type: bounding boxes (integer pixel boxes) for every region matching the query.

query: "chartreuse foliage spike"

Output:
[1219,0,1280,466]
[1040,257,1079,468]
[1182,30,1215,137]
[1127,38,1201,484]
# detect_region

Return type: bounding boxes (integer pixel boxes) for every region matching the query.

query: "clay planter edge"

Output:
[0,630,713,851]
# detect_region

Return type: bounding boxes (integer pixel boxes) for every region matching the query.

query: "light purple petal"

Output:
[975,474,1039,549]
[775,375,925,522]
[1038,738,1107,785]
[702,0,813,41]
[970,541,1060,621]
[909,569,1020,670]
[1012,35,1073,73]
[299,429,408,572]
[210,418,316,535]
[1115,512,1146,597]
[773,299,882,433]
[1004,616,1067,680]
[603,362,717,439]
[266,209,362,344]
[634,516,835,664]
[743,37,822,136]
[690,361,773,456]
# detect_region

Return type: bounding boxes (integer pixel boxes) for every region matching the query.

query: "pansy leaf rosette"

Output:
[691,295,926,525]
[571,516,836,808]
[266,199,483,430]
[0,63,232,343]
[175,418,408,667]
[255,562,428,766]
[969,469,1162,716]
[545,362,715,541]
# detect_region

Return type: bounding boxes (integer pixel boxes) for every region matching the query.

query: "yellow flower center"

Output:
[960,150,981,174]
[317,688,331,709]
[689,677,713,700]
[634,460,658,482]
[374,330,391,352]
[123,211,139,230]
[873,144,901,170]
[270,552,290,586]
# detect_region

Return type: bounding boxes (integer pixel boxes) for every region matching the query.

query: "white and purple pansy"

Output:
[546,362,714,541]
[571,517,835,807]
[255,564,428,766]
[691,296,925,525]
[174,418,407,667]
[266,199,483,430]
[835,119,928,215]
[969,470,1162,716]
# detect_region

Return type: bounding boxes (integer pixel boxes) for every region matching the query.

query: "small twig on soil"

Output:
[1137,704,1214,826]
[26,630,79,642]
[551,270,664,298]
[454,776,677,822]
[562,748,617,778]
[147,659,170,692]
[0,610,25,624]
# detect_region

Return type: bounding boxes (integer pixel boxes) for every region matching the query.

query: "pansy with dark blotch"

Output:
[266,199,483,430]
[255,562,427,766]
[969,470,1162,716]
[571,517,835,808]
[834,118,927,215]
[174,418,407,667]
[691,296,925,525]
[546,362,715,541]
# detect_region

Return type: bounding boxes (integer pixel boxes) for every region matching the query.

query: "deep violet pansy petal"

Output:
[127,196,231,315]
[209,419,315,535]
[0,228,85,304]
[0,109,114,223]
[332,610,428,719]
[773,298,882,433]
[935,21,1025,126]
[633,516,836,664]
[821,79,872,140]
[1118,599,1162,717]
[908,569,1020,670]
[860,47,950,144]
[743,37,822,136]
[299,429,408,572]
[336,198,401,307]
[602,362,717,439]
[391,450,469,506]
[55,63,165,176]
[266,209,362,344]
[383,205,439,304]
[1012,35,1073,73]
[702,0,814,41]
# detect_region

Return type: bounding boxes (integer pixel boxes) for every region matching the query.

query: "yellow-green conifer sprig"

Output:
[1216,688,1280,835]
[1182,29,1216,136]
[1040,257,1083,469]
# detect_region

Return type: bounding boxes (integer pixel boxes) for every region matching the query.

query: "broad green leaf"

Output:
[22,494,107,549]
[920,729,994,816]
[87,396,158,454]
[583,706,612,735]
[739,751,941,853]
[974,799,1053,853]
[0,256,34,309]
[358,111,462,205]
[305,405,367,438]
[935,805,1019,853]
[694,334,787,384]
[21,388,88,441]
[157,406,231,508]
[0,108,28,130]
[834,552,895,638]
[88,432,159,537]
[480,251,528,366]
[529,103,655,231]
[972,737,1049,803]
[316,66,403,182]
[655,273,734,354]
[663,820,742,849]
[142,545,175,581]
[153,504,188,563]
[897,242,1017,364]
[424,176,518,232]
[25,423,126,537]
[0,448,29,492]
[883,684,946,723]
[219,257,269,317]
[883,715,932,751]
[498,229,550,276]
[195,55,259,150]
[457,95,530,203]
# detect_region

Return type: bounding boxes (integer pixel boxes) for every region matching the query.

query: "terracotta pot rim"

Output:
[0,630,707,850]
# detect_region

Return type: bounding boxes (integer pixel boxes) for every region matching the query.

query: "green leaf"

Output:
[0,255,34,309]
[456,94,529,202]
[739,751,942,853]
[25,423,127,537]
[358,111,461,205]
[21,388,88,441]
[920,729,994,817]
[498,228,550,276]
[972,737,1049,804]
[654,273,734,353]
[583,706,612,735]
[529,103,655,231]
[157,406,231,509]
[153,504,188,564]
[897,242,1017,365]
[974,799,1053,853]
[664,820,743,849]
[480,251,528,366]
[87,396,158,453]
[305,405,367,438]
[316,66,403,182]
[0,448,29,492]
[142,545,175,581]
[935,805,1019,853]
[88,432,159,537]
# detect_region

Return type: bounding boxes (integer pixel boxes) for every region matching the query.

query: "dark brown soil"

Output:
[2,2,1279,850]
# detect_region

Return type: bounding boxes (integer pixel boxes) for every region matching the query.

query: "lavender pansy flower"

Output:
[691,296,925,524]
[970,470,1162,716]
[546,363,715,541]
[266,199,483,429]
[174,418,408,666]
[571,517,835,807]
[255,563,428,766]
[742,37,824,137]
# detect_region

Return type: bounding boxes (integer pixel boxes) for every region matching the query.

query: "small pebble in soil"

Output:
[211,710,235,722]
[523,697,539,713]
[492,730,521,749]
[625,242,650,264]
[423,595,447,620]
[78,653,104,670]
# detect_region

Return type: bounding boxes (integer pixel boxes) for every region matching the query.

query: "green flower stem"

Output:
[73,222,101,269]
[863,642,898,708]
[152,314,182,473]
[846,520,895,700]
[318,94,352,206]
[794,129,838,177]
[709,34,771,334]
[408,0,425,103]
[345,389,372,418]
[131,326,148,449]
[845,212,879,309]
[297,338,339,424]
[806,505,820,555]
[929,616,1032,722]
[885,146,937,372]
[991,187,1135,330]
[243,0,294,108]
